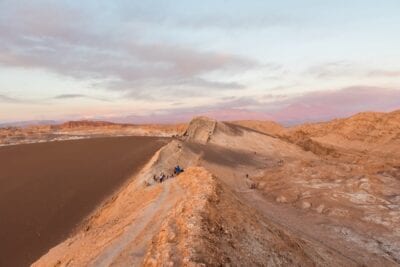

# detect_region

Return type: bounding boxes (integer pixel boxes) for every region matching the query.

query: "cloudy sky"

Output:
[1,0,400,124]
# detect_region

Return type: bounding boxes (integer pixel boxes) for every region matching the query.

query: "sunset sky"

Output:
[1,0,400,124]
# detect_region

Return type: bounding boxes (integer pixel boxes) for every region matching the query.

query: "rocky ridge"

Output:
[33,112,400,266]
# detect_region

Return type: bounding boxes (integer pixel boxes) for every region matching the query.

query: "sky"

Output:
[1,0,400,124]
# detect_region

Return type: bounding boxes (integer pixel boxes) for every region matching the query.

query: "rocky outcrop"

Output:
[183,116,217,144]
[282,130,340,157]
[55,120,119,129]
[290,110,400,145]
[232,120,286,137]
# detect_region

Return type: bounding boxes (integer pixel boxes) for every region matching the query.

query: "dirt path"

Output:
[233,183,398,266]
[202,158,397,266]
[90,179,182,266]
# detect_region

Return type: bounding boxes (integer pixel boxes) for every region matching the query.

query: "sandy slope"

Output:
[34,164,353,266]
[0,136,169,267]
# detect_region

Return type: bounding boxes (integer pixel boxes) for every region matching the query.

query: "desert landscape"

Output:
[1,1,400,266]
[0,110,399,266]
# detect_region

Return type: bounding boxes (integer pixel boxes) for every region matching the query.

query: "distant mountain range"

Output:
[0,120,60,128]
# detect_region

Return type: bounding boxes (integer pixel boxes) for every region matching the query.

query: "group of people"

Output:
[153,165,184,183]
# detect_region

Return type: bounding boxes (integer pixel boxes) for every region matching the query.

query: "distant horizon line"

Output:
[1,107,399,128]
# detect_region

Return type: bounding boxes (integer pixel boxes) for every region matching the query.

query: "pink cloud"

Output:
[107,109,272,124]
[271,86,400,124]
[201,109,274,121]
[31,86,400,125]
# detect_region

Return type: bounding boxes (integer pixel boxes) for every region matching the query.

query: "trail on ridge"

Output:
[34,115,400,266]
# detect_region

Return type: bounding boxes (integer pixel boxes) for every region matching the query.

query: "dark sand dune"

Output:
[0,136,169,267]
